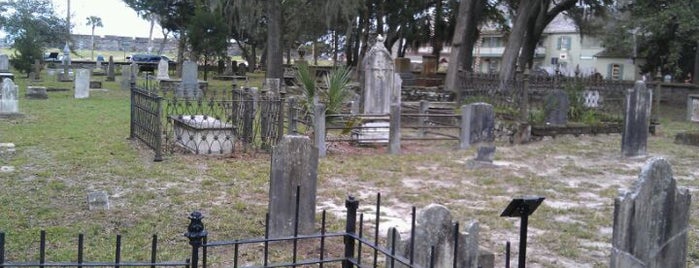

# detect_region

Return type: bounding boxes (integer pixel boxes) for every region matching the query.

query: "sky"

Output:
[49,0,165,39]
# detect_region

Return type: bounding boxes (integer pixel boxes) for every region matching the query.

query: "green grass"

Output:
[1,67,699,267]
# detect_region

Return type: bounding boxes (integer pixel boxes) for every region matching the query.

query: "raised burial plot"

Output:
[172,115,235,154]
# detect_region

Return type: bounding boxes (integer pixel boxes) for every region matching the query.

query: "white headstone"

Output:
[361,35,397,115]
[0,54,9,72]
[1,78,19,113]
[157,58,170,80]
[74,69,90,99]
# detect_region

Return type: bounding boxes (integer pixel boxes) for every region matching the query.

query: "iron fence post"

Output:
[154,96,163,162]
[343,196,359,268]
[129,84,135,140]
[185,211,207,268]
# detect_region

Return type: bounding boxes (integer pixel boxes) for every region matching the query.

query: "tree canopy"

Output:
[0,0,69,74]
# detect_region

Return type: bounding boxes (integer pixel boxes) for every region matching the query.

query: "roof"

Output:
[543,14,578,34]
[594,49,638,59]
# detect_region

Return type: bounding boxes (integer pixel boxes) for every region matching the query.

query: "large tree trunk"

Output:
[499,0,540,86]
[444,0,484,97]
[266,0,283,79]
[519,0,577,70]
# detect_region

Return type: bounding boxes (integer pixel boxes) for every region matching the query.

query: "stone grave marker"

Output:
[26,86,48,99]
[544,89,569,126]
[686,94,699,122]
[621,81,652,157]
[387,204,480,268]
[362,35,398,115]
[87,191,110,210]
[106,56,115,81]
[611,157,691,268]
[179,60,200,98]
[31,59,42,81]
[268,135,319,238]
[120,65,131,90]
[157,58,170,80]
[74,69,90,99]
[459,103,495,149]
[0,54,14,81]
[1,78,19,114]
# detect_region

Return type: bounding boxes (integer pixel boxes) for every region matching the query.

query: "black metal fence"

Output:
[1,194,474,268]
[130,78,285,160]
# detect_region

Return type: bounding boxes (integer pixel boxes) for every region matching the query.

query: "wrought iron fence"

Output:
[1,193,478,268]
[130,78,285,160]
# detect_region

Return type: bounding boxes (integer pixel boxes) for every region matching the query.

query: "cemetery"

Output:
[1,0,699,267]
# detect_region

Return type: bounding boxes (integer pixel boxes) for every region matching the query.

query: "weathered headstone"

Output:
[686,94,699,122]
[157,58,170,80]
[106,56,115,81]
[59,43,72,82]
[459,103,495,149]
[74,69,90,99]
[179,60,200,98]
[387,204,479,268]
[610,157,691,268]
[1,78,19,114]
[361,35,398,115]
[87,191,110,210]
[26,86,48,99]
[120,65,131,90]
[31,59,42,81]
[475,145,496,162]
[621,81,652,157]
[544,89,569,126]
[0,54,14,81]
[268,135,319,238]
[0,54,9,72]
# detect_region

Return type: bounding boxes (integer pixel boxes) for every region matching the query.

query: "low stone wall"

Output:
[655,82,699,105]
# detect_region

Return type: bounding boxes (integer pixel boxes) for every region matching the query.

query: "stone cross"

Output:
[362,35,400,115]
[621,81,652,157]
[157,58,170,80]
[387,204,480,268]
[611,157,691,268]
[74,69,90,99]
[268,135,319,238]
[1,78,19,114]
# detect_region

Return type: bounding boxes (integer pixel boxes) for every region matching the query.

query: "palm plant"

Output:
[85,16,103,60]
[322,66,353,117]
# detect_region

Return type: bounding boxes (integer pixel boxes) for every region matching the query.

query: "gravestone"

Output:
[172,115,235,154]
[157,58,170,80]
[387,204,480,268]
[268,135,319,238]
[120,65,131,90]
[686,94,699,122]
[610,157,691,268]
[621,81,652,157]
[106,56,115,81]
[362,35,398,115]
[31,59,42,81]
[459,103,495,149]
[74,69,90,99]
[544,89,569,126]
[178,60,200,98]
[87,191,110,210]
[0,54,14,81]
[59,43,72,82]
[26,86,48,99]
[1,78,19,114]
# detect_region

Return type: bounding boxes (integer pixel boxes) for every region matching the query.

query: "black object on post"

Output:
[501,196,545,268]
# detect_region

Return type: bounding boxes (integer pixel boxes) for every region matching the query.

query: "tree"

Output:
[186,5,228,80]
[444,0,485,96]
[0,0,69,75]
[601,0,699,83]
[85,16,103,60]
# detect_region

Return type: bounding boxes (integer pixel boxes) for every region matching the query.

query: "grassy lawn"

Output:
[1,68,698,267]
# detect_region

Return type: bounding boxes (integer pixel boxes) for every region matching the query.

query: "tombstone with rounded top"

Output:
[1,78,19,114]
[157,58,170,80]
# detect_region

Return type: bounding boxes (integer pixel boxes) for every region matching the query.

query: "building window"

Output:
[482,37,502,48]
[607,63,624,80]
[557,36,571,50]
